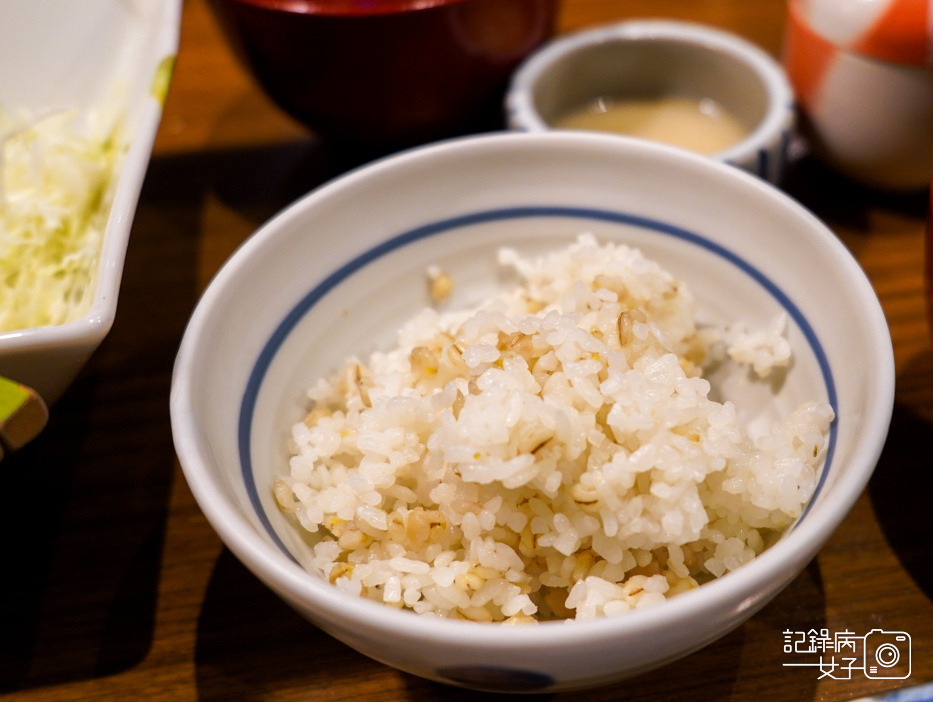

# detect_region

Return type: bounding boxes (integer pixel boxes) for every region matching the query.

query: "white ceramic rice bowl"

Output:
[170,132,894,693]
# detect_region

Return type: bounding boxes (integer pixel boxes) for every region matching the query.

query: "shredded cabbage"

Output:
[0,109,122,333]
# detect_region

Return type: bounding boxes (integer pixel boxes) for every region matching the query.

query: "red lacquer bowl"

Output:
[210,0,559,146]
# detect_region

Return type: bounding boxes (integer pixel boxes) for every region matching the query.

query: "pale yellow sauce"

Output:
[553,95,748,155]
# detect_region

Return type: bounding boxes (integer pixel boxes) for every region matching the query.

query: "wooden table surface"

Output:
[3,0,931,700]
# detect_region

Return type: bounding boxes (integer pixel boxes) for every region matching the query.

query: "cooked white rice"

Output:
[274,234,834,622]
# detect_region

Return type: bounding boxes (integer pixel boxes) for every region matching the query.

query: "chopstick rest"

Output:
[0,375,49,456]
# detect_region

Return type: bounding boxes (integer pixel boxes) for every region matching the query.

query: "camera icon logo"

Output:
[863,629,911,679]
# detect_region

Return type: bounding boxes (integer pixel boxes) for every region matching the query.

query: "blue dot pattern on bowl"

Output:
[238,206,838,561]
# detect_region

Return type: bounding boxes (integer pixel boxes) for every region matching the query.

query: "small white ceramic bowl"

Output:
[171,132,893,693]
[0,0,181,405]
[506,20,796,184]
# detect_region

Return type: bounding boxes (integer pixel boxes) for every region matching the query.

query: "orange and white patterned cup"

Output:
[784,0,933,189]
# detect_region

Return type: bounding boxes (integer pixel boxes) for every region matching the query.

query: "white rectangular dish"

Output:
[0,0,182,404]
